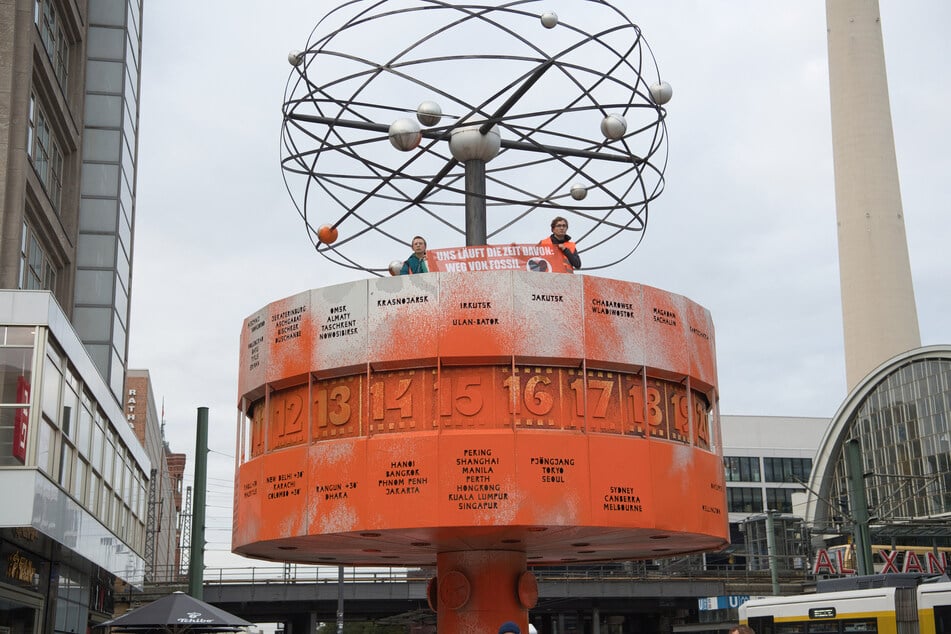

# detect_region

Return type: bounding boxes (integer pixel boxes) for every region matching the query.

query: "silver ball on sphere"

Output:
[388,261,403,276]
[570,184,588,201]
[388,118,422,151]
[449,117,501,162]
[416,101,443,127]
[600,113,627,140]
[540,11,558,28]
[288,50,303,66]
[650,81,673,105]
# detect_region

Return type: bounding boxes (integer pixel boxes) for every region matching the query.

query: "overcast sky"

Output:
[129,2,951,569]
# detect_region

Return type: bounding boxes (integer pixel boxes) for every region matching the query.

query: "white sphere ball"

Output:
[288,50,303,67]
[449,118,501,162]
[650,81,673,105]
[600,113,627,140]
[388,260,403,276]
[570,184,587,201]
[388,118,422,152]
[417,101,443,127]
[540,11,558,29]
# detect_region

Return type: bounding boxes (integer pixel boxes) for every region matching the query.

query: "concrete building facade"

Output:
[124,370,186,584]
[715,415,829,572]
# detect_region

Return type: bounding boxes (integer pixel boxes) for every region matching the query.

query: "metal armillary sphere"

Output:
[281,0,671,274]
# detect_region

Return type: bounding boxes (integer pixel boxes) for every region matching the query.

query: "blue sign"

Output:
[698,595,752,611]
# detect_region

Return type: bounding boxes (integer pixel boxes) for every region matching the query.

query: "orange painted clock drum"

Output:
[233,271,727,565]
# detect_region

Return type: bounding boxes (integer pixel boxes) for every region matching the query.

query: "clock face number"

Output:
[646,384,665,436]
[670,391,691,442]
[568,373,628,434]
[250,404,266,457]
[314,385,352,427]
[693,393,710,449]
[312,376,361,439]
[626,377,647,436]
[438,373,484,418]
[503,372,554,417]
[569,378,614,418]
[270,386,306,448]
[524,375,554,416]
[370,378,413,421]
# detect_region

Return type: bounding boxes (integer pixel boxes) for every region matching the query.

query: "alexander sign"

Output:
[812,547,948,575]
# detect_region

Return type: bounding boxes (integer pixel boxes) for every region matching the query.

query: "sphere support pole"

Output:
[464,159,487,246]
[436,550,532,634]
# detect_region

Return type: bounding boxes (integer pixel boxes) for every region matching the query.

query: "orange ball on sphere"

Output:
[317,224,338,244]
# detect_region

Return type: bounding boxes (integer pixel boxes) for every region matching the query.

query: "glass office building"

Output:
[807,346,951,546]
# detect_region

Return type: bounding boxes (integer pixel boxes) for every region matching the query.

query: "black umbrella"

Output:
[101,592,252,633]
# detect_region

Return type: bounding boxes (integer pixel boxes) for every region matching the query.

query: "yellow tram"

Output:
[739,582,951,634]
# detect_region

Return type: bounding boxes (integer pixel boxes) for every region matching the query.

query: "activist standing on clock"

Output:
[399,235,429,274]
[539,216,581,272]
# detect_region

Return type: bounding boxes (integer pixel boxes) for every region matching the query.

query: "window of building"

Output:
[0,327,36,467]
[58,439,74,489]
[41,349,63,423]
[765,487,804,514]
[52,565,90,634]
[90,414,104,472]
[763,457,812,483]
[37,418,56,475]
[0,329,35,405]
[35,0,70,89]
[727,487,763,513]
[0,602,37,634]
[72,457,88,502]
[62,378,78,438]
[724,456,761,482]
[20,223,58,292]
[104,429,116,485]
[76,395,92,455]
[27,95,65,209]
[87,469,101,513]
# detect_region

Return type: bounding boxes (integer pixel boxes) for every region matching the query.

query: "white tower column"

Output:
[826,0,920,391]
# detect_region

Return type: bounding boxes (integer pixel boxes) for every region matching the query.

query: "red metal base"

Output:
[431,550,536,633]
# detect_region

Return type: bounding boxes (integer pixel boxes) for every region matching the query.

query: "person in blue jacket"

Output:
[400,236,429,274]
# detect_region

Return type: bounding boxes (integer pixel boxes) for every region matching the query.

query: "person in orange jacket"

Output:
[539,216,581,272]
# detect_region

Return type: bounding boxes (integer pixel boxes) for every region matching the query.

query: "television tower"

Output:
[826,0,921,391]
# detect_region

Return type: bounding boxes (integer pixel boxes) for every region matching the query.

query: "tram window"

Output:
[750,615,774,634]
[841,620,877,633]
[776,623,807,634]
[807,621,839,634]
[934,605,951,634]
